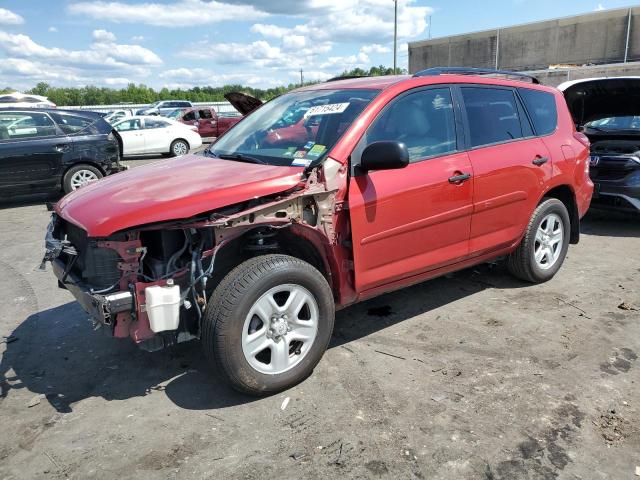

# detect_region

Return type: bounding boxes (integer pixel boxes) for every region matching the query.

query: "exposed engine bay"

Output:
[44,161,350,352]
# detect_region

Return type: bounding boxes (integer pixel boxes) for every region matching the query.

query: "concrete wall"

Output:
[409,6,640,74]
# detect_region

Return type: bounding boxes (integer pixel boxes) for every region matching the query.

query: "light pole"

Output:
[393,0,398,73]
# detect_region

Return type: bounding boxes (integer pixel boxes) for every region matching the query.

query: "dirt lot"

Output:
[0,163,639,479]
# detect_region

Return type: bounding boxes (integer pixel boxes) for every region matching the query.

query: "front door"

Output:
[458,86,554,255]
[197,109,216,137]
[114,118,144,155]
[348,87,474,293]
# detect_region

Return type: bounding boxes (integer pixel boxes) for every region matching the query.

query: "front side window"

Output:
[114,119,141,131]
[0,112,57,140]
[199,109,213,119]
[363,88,457,162]
[209,88,378,167]
[462,87,523,147]
[518,88,558,135]
[183,111,196,121]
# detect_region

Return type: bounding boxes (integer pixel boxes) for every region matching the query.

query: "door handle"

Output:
[53,144,70,153]
[448,172,472,184]
[532,156,549,166]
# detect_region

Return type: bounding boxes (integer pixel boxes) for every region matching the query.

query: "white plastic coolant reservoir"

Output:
[145,282,181,333]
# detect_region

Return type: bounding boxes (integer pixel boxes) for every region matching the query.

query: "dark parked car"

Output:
[0,108,126,196]
[560,77,640,213]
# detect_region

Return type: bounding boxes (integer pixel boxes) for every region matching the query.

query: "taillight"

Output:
[573,131,590,148]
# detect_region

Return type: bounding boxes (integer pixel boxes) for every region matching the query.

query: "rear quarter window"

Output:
[518,88,558,136]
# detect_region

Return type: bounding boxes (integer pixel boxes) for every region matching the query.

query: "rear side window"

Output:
[364,87,457,162]
[0,112,57,140]
[518,88,558,136]
[50,113,96,135]
[461,87,523,147]
[145,119,169,129]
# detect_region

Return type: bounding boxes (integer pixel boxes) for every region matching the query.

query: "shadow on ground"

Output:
[0,261,530,413]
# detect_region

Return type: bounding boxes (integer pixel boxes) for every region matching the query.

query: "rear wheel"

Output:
[507,198,570,283]
[202,254,335,395]
[170,139,189,157]
[62,164,102,193]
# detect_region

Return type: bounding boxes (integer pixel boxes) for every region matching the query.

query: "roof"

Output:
[298,75,410,91]
[556,76,640,91]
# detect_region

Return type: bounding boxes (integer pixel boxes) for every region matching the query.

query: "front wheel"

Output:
[507,197,571,283]
[170,139,189,157]
[202,254,335,395]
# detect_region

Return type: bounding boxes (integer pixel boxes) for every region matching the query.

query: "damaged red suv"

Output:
[44,68,593,394]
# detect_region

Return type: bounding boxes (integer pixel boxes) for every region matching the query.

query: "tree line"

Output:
[1,65,406,106]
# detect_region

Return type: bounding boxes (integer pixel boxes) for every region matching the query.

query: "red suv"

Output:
[44,68,593,395]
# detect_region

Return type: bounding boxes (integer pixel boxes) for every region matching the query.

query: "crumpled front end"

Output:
[43,159,354,352]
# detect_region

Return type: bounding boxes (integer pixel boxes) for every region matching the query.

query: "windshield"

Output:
[209,88,378,167]
[166,109,183,119]
[585,116,640,131]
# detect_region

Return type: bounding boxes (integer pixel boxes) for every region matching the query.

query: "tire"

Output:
[62,164,103,193]
[170,139,189,157]
[507,198,571,283]
[202,254,335,395]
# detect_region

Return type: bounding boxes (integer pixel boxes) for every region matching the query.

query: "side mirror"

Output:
[359,141,409,173]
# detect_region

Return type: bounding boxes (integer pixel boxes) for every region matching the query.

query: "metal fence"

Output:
[65,101,236,114]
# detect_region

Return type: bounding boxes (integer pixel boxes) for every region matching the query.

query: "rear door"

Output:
[142,117,172,153]
[0,111,65,193]
[348,86,474,293]
[459,86,553,256]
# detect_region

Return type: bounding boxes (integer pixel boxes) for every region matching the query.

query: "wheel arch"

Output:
[541,184,580,244]
[63,160,106,178]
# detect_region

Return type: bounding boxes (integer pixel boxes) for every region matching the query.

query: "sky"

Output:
[0,0,638,90]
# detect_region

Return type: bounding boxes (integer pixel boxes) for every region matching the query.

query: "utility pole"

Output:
[300,69,303,86]
[428,15,432,39]
[393,0,398,73]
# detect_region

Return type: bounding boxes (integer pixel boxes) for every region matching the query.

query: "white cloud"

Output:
[595,3,605,11]
[250,23,289,38]
[0,30,162,68]
[293,70,333,82]
[131,35,145,42]
[0,8,24,25]
[93,29,116,43]
[362,44,391,54]
[104,77,131,85]
[48,26,58,33]
[68,0,268,27]
[159,67,281,88]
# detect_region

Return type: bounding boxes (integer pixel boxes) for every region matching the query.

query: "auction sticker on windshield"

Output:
[304,103,350,117]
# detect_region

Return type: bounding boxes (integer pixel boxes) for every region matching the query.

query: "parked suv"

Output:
[44,69,593,394]
[0,108,125,196]
[559,77,640,213]
[137,100,193,116]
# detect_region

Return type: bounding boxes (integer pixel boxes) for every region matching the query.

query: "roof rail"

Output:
[325,75,370,82]
[413,67,540,84]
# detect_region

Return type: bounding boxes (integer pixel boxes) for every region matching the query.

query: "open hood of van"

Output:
[224,92,263,115]
[558,77,640,126]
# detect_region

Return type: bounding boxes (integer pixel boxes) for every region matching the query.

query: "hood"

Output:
[558,77,640,125]
[55,155,303,237]
[224,92,263,115]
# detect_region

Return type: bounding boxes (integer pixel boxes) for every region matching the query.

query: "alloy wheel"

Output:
[241,284,319,375]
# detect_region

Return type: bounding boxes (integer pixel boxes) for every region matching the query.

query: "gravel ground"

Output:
[0,161,638,479]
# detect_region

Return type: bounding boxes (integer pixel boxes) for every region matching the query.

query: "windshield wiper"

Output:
[215,153,267,165]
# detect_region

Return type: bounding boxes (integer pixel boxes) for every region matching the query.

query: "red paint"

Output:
[55,155,304,237]
[55,73,593,310]
[175,107,242,138]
